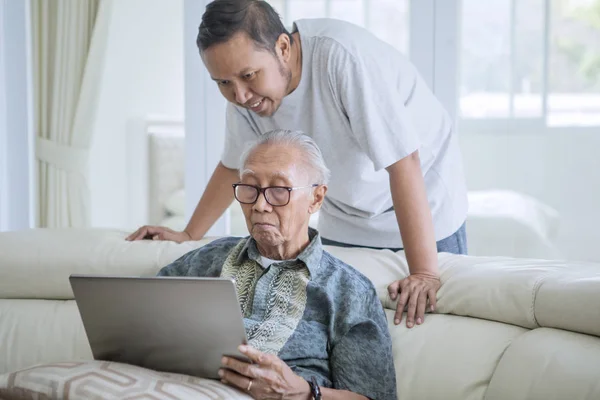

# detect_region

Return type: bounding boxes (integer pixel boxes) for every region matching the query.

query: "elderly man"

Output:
[157,130,396,400]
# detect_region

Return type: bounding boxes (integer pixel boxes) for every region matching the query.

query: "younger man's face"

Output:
[201,32,293,117]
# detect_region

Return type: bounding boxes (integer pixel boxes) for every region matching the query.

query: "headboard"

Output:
[126,115,185,229]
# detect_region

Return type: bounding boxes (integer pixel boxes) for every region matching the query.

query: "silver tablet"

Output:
[69,275,249,379]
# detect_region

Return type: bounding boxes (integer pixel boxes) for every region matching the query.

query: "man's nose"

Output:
[252,191,272,212]
[234,83,252,105]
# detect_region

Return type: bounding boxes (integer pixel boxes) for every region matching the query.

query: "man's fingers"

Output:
[218,368,251,391]
[387,280,401,301]
[129,226,165,241]
[238,345,273,366]
[221,356,257,378]
[415,290,428,325]
[393,305,403,325]
[428,288,437,312]
[156,228,180,242]
[126,226,187,242]
[126,228,145,241]
[148,228,170,241]
[145,226,165,239]
[405,287,420,328]
[126,227,145,241]
[393,287,410,325]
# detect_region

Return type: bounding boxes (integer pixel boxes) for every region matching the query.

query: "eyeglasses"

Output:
[232,183,319,207]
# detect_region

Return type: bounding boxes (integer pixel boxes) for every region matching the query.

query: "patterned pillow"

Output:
[0,360,252,400]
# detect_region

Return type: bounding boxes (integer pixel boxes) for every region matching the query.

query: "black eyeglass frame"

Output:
[232,183,319,207]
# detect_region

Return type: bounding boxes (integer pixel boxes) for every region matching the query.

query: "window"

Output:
[267,0,409,53]
[459,0,600,128]
[549,0,600,126]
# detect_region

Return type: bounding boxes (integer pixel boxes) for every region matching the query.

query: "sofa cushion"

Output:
[484,328,600,400]
[0,300,91,374]
[437,254,600,334]
[385,310,527,400]
[0,360,251,400]
[535,272,600,337]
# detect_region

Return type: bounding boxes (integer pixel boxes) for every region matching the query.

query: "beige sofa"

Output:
[1,228,599,400]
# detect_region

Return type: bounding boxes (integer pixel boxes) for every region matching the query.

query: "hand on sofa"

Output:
[126,225,192,242]
[388,273,440,328]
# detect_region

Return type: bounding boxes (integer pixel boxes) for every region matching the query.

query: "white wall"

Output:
[459,129,600,262]
[89,0,184,229]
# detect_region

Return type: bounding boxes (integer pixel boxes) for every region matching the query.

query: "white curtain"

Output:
[31,0,111,227]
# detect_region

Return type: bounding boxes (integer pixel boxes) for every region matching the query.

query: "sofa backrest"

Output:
[2,228,598,339]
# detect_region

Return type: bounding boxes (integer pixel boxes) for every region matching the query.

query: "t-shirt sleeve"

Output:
[221,103,260,170]
[330,288,397,400]
[330,43,421,171]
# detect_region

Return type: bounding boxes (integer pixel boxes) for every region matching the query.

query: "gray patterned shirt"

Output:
[157,229,397,400]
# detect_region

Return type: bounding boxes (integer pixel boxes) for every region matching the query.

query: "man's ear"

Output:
[276,33,292,62]
[308,185,327,214]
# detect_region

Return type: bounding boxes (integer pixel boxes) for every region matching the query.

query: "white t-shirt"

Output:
[222,18,468,248]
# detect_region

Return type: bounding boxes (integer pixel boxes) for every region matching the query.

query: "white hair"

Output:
[239,130,331,184]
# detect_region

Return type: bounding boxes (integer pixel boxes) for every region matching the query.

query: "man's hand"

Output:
[220,345,311,400]
[387,273,440,328]
[125,226,192,243]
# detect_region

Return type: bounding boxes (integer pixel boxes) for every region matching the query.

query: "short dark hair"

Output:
[197,0,293,54]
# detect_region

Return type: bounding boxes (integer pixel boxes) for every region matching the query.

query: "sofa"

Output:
[0,228,599,399]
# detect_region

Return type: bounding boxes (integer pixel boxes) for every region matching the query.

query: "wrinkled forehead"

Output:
[242,145,309,184]
[240,168,294,184]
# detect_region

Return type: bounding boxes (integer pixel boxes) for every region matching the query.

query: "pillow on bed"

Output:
[0,360,251,400]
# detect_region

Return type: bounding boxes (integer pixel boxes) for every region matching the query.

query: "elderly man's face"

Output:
[239,144,325,254]
[201,32,293,118]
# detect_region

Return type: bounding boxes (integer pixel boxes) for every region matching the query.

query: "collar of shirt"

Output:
[235,227,323,279]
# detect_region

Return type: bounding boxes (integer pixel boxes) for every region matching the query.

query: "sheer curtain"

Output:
[31,0,111,227]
